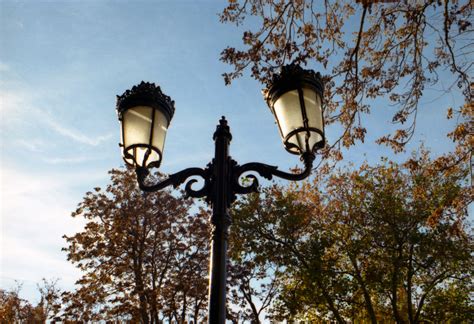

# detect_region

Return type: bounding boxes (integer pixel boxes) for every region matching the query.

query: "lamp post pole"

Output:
[208,117,232,323]
[117,64,325,324]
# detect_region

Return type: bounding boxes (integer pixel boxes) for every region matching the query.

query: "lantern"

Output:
[116,81,175,168]
[265,64,324,155]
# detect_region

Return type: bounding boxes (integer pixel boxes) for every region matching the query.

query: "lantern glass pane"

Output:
[272,87,323,154]
[303,88,323,130]
[273,90,303,139]
[151,109,168,155]
[122,106,153,148]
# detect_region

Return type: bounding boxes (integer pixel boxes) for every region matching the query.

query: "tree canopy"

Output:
[62,168,210,323]
[0,279,61,323]
[230,151,473,322]
[11,152,465,323]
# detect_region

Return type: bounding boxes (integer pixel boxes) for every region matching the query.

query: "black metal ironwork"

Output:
[135,116,315,324]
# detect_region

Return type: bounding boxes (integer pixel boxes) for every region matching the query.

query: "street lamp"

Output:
[116,64,324,324]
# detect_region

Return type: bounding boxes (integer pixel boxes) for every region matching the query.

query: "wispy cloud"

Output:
[0,89,25,116]
[41,114,114,146]
[0,88,114,147]
[15,139,47,153]
[0,62,9,72]
[0,166,102,299]
[43,155,102,164]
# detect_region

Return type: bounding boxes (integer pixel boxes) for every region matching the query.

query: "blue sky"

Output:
[0,0,466,303]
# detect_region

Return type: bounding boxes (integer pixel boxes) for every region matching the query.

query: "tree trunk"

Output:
[349,254,377,324]
[180,292,187,324]
[132,231,149,324]
[241,281,260,323]
[407,244,415,324]
[391,248,404,324]
[193,298,201,323]
[322,288,346,324]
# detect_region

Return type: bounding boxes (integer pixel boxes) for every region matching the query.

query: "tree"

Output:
[231,151,473,322]
[0,280,61,323]
[220,0,472,163]
[421,281,474,322]
[0,284,35,323]
[61,168,210,323]
[36,278,62,322]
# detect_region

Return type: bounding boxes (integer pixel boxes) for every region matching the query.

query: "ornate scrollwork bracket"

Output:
[135,151,315,204]
[136,165,212,199]
[231,151,315,196]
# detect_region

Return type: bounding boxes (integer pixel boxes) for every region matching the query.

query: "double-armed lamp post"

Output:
[116,64,324,323]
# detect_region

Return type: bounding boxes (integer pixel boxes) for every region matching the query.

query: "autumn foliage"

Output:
[5,151,462,323]
[0,279,61,323]
[230,151,473,322]
[61,168,210,323]
[220,0,472,164]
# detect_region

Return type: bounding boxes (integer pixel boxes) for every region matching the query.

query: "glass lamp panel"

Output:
[151,109,168,155]
[122,106,153,148]
[273,90,304,139]
[302,88,323,131]
[136,147,147,167]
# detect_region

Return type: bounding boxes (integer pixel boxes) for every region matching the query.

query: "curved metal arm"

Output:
[232,152,315,194]
[136,152,315,199]
[136,166,211,198]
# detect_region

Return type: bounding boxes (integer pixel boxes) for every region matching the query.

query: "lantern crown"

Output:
[116,81,175,169]
[116,81,175,122]
[264,64,323,106]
